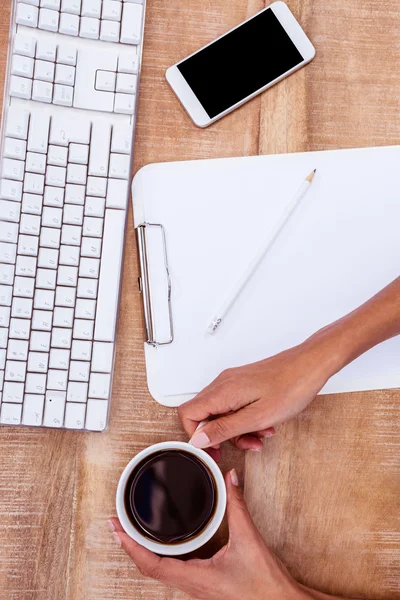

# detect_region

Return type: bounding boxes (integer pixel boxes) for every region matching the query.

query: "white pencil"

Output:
[207,169,317,335]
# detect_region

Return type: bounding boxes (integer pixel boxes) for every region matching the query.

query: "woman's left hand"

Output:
[108,470,307,600]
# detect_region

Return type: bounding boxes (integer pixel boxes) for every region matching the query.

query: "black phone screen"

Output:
[177,8,304,119]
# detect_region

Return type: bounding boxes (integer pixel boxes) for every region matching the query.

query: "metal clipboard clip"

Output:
[137,222,174,347]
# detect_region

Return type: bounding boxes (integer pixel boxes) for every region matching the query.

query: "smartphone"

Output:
[166,2,315,128]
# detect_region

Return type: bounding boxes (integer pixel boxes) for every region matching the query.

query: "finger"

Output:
[113,529,198,586]
[178,381,250,438]
[190,404,263,448]
[231,435,263,451]
[255,427,276,438]
[108,517,124,533]
[225,469,258,540]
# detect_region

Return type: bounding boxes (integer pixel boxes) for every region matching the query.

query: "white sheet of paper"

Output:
[133,147,400,405]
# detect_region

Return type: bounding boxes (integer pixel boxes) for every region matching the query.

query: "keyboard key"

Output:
[11,54,34,78]
[0,329,8,348]
[120,2,143,44]
[0,285,13,306]
[15,254,36,278]
[43,391,66,427]
[85,196,105,218]
[92,342,113,372]
[53,85,74,107]
[59,246,80,267]
[26,153,46,175]
[24,173,44,195]
[85,398,108,430]
[114,93,135,115]
[0,402,22,425]
[80,16,100,39]
[94,210,125,342]
[29,331,51,352]
[0,199,21,222]
[6,107,30,140]
[42,206,63,228]
[38,8,60,32]
[69,360,90,381]
[18,234,39,257]
[53,307,74,327]
[81,237,101,258]
[57,265,78,290]
[55,64,76,86]
[16,2,39,28]
[77,277,97,299]
[65,402,85,428]
[12,297,33,319]
[7,340,29,362]
[61,225,81,246]
[73,319,93,340]
[111,123,133,154]
[41,0,61,10]
[116,73,137,94]
[48,146,69,167]
[27,351,49,373]
[63,204,84,225]
[4,138,27,161]
[51,327,72,348]
[75,298,95,319]
[36,39,57,61]
[38,248,59,269]
[95,70,116,92]
[5,359,26,381]
[47,369,68,391]
[44,186,64,207]
[118,51,139,74]
[100,20,120,43]
[34,289,55,310]
[32,80,53,104]
[87,177,107,197]
[49,348,70,369]
[36,268,57,290]
[79,257,99,278]
[40,227,61,249]
[3,381,24,403]
[61,0,81,15]
[65,184,85,205]
[10,75,32,100]
[0,243,17,265]
[67,164,87,185]
[22,394,45,426]
[109,154,130,180]
[0,264,15,286]
[32,309,53,331]
[89,123,111,177]
[81,0,101,18]
[0,307,10,328]
[46,166,66,188]
[25,372,47,392]
[102,0,122,21]
[34,59,55,83]
[28,113,50,155]
[69,144,89,165]
[13,33,36,58]
[83,217,103,238]
[55,285,76,306]
[59,12,80,36]
[2,159,25,182]
[22,193,42,215]
[14,276,35,298]
[57,45,77,66]
[71,339,91,361]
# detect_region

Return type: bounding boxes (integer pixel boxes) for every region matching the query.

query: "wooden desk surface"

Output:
[0,1,399,599]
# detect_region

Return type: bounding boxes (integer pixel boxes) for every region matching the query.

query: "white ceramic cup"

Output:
[116,440,227,556]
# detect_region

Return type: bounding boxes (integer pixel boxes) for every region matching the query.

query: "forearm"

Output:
[305,277,400,378]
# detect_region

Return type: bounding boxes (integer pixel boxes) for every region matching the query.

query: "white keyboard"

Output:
[0,0,146,430]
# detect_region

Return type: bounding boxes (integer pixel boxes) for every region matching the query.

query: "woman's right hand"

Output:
[178,333,340,451]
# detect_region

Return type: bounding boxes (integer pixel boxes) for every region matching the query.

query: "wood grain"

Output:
[0,1,398,599]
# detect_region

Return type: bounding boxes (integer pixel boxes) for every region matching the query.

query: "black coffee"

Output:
[124,450,217,544]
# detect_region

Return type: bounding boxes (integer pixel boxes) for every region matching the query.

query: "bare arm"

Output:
[178,277,400,450]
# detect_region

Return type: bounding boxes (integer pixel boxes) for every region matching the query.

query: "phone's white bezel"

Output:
[165,1,316,128]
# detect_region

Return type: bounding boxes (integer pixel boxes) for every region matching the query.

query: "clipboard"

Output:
[132,146,400,407]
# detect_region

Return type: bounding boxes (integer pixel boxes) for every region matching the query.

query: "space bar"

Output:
[94,209,126,342]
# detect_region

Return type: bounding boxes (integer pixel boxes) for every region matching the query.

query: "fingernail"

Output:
[249,447,262,452]
[107,520,115,532]
[230,468,239,487]
[190,431,211,448]
[113,532,122,547]
[262,431,276,438]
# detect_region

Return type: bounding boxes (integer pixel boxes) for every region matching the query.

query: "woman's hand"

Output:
[108,470,308,600]
[178,335,338,451]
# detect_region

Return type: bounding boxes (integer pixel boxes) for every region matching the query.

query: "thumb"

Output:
[225,469,258,541]
[191,405,261,448]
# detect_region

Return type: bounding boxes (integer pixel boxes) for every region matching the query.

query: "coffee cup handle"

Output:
[188,420,208,446]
